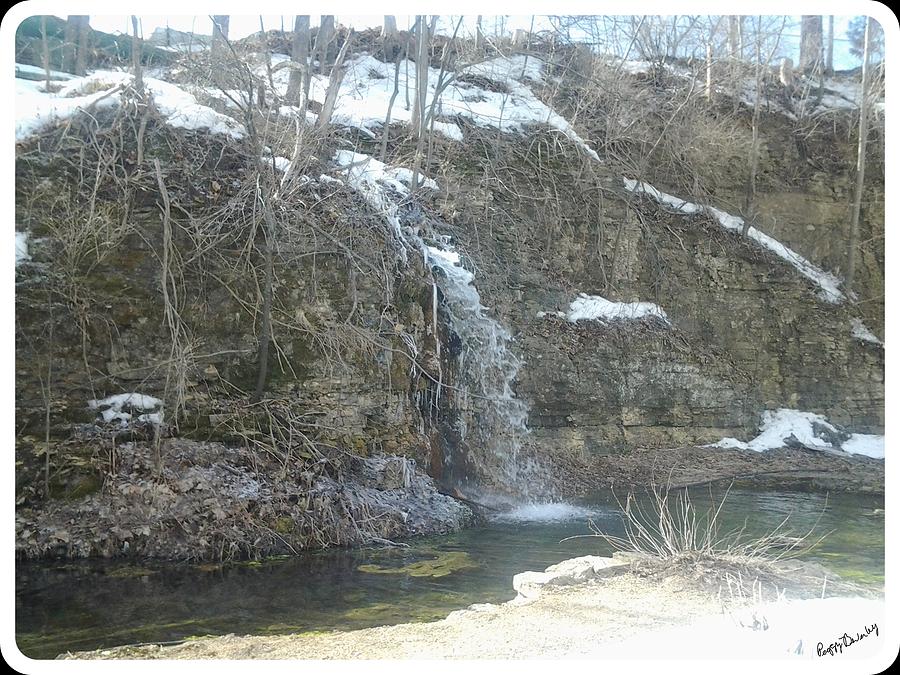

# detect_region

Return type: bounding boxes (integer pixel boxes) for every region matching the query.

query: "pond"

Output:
[15,486,884,659]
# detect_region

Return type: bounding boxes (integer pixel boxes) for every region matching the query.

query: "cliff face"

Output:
[14,38,884,514]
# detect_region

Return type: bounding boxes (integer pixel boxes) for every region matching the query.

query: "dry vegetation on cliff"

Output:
[14,14,885,562]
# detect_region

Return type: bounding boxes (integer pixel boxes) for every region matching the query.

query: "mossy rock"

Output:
[357,550,478,578]
[106,566,158,578]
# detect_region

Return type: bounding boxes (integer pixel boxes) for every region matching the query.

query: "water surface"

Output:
[16,487,883,658]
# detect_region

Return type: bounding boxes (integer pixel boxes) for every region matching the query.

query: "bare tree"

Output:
[410,16,430,139]
[62,15,90,74]
[40,16,51,91]
[799,15,823,75]
[825,15,834,75]
[131,16,143,94]
[286,16,311,107]
[74,16,90,76]
[382,15,398,39]
[211,15,230,60]
[743,16,788,233]
[847,16,872,293]
[316,32,354,132]
[315,16,335,75]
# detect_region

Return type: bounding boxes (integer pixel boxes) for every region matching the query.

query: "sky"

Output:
[83,14,870,70]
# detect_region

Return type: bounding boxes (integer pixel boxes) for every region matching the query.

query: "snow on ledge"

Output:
[15,231,30,266]
[708,408,883,459]
[17,71,245,142]
[850,318,882,346]
[624,178,845,304]
[842,434,885,459]
[563,293,669,324]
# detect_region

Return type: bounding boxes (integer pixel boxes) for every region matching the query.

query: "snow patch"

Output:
[15,62,77,81]
[88,393,163,428]
[850,318,882,346]
[565,293,669,324]
[624,178,845,304]
[16,78,124,141]
[842,434,885,459]
[262,53,596,160]
[708,408,883,459]
[602,596,884,659]
[15,231,30,266]
[17,71,245,141]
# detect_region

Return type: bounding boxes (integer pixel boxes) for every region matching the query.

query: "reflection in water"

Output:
[16,488,883,658]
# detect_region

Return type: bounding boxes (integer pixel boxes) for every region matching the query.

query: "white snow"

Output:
[708,408,883,460]
[332,150,439,245]
[16,77,124,141]
[850,318,882,346]
[89,392,162,411]
[624,178,846,304]
[88,393,163,427]
[144,77,246,139]
[600,597,884,659]
[17,71,245,142]
[262,53,598,160]
[15,62,77,81]
[842,434,885,459]
[565,293,669,324]
[15,231,30,266]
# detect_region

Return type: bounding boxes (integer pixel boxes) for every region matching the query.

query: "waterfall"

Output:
[423,244,539,500]
[335,151,544,502]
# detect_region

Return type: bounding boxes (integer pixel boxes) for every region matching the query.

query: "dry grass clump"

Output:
[590,481,828,565]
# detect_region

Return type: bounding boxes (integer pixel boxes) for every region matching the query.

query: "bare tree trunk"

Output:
[743,25,763,235]
[847,17,872,293]
[62,16,85,73]
[286,16,311,106]
[382,15,398,39]
[705,42,713,101]
[476,15,484,51]
[799,15,823,76]
[253,202,276,403]
[727,15,740,57]
[212,15,230,60]
[316,32,354,131]
[131,16,143,94]
[410,16,430,139]
[315,16,335,75]
[40,16,51,90]
[826,16,834,75]
[380,54,402,161]
[75,16,90,75]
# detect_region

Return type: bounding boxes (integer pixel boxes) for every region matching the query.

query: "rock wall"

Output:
[14,66,884,501]
[433,127,883,458]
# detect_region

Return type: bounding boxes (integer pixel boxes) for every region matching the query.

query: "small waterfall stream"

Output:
[422,244,538,501]
[336,151,545,503]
